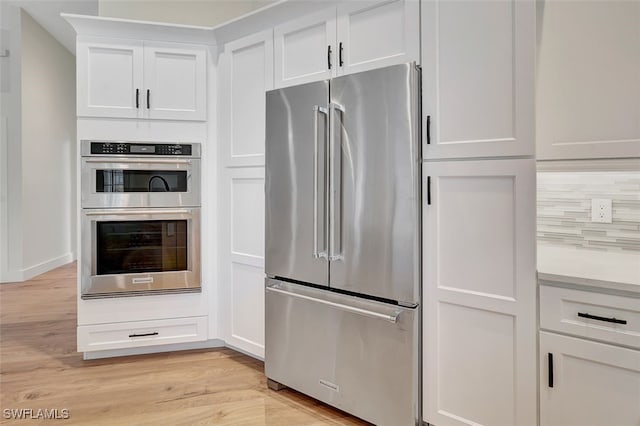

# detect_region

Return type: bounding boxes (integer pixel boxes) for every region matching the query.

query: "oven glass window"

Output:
[96,220,188,275]
[96,170,188,193]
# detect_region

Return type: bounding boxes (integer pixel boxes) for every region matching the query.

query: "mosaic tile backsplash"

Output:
[537,171,640,252]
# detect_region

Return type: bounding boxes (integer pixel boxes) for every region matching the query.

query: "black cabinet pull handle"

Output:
[339,42,344,67]
[427,176,431,205]
[129,332,158,338]
[426,115,431,144]
[548,353,554,388]
[577,312,627,325]
[146,89,150,109]
[136,89,139,109]
[327,45,332,70]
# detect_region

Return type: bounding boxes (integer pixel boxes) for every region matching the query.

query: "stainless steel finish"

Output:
[313,105,329,260]
[266,282,401,323]
[265,81,330,287]
[265,279,420,426]
[81,157,201,209]
[80,140,201,157]
[80,208,201,298]
[329,63,421,304]
[84,209,193,216]
[83,158,193,164]
[328,102,344,262]
[81,140,201,209]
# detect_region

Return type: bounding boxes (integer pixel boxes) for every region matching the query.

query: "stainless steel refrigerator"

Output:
[265,63,421,426]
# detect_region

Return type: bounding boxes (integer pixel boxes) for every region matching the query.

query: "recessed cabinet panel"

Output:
[438,176,515,298]
[422,0,535,158]
[423,159,537,426]
[144,44,207,120]
[78,39,143,118]
[231,262,265,355]
[231,175,265,259]
[337,0,419,75]
[537,1,640,159]
[540,332,640,426]
[438,303,516,425]
[274,9,336,88]
[227,33,273,164]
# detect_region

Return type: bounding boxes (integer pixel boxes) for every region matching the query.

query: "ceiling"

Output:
[11,0,99,54]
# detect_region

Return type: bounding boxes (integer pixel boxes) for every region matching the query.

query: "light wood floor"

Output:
[0,263,367,425]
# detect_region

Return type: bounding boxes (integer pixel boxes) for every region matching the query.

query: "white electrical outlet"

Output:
[591,198,612,223]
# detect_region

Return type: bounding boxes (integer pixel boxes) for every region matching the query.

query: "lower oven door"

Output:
[81,208,201,299]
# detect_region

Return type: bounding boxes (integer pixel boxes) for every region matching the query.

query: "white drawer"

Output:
[78,316,207,352]
[540,285,640,349]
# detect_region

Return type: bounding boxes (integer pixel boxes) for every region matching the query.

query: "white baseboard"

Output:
[82,339,226,360]
[20,252,74,281]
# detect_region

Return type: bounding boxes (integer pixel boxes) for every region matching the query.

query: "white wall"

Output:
[98,0,273,27]
[0,8,76,283]
[0,3,24,283]
[20,10,76,277]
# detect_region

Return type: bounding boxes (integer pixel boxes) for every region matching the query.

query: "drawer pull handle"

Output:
[577,312,627,325]
[128,332,159,338]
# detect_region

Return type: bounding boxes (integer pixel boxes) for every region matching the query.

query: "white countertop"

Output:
[537,244,640,294]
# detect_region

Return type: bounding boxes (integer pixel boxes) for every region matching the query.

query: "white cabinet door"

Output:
[218,30,273,358]
[423,159,537,426]
[336,0,419,75]
[540,332,640,426]
[221,30,274,167]
[421,0,535,159]
[143,43,207,121]
[536,1,640,160]
[274,8,337,88]
[77,38,144,118]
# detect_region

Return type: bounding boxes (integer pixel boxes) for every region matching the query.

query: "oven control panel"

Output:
[90,142,193,156]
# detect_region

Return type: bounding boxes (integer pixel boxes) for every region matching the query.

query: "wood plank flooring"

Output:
[0,263,367,425]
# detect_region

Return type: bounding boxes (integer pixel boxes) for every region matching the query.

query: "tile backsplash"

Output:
[537,171,640,252]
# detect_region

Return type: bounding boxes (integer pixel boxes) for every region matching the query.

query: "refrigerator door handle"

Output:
[313,105,329,260]
[266,284,401,323]
[329,102,344,262]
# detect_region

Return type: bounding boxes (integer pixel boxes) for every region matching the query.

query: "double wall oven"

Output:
[80,141,201,299]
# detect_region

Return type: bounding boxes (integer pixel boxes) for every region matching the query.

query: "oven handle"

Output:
[84,209,193,216]
[83,158,192,165]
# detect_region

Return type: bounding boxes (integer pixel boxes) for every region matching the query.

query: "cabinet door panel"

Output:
[537,1,640,160]
[422,0,535,159]
[144,43,207,121]
[77,38,143,118]
[274,9,336,88]
[337,0,419,75]
[222,30,274,167]
[423,159,537,426]
[540,332,640,426]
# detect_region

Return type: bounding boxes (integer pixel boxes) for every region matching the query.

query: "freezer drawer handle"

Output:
[84,209,192,216]
[267,286,400,323]
[577,312,627,325]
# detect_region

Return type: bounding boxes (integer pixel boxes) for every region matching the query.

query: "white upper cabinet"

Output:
[274,9,337,88]
[423,159,537,426]
[77,38,144,119]
[336,0,419,76]
[143,43,207,121]
[274,0,419,88]
[77,37,207,121]
[421,0,535,159]
[537,1,640,160]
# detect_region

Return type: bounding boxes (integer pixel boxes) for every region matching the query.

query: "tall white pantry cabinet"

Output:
[421,1,537,425]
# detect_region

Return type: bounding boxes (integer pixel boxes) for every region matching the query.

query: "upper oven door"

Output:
[81,157,201,208]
